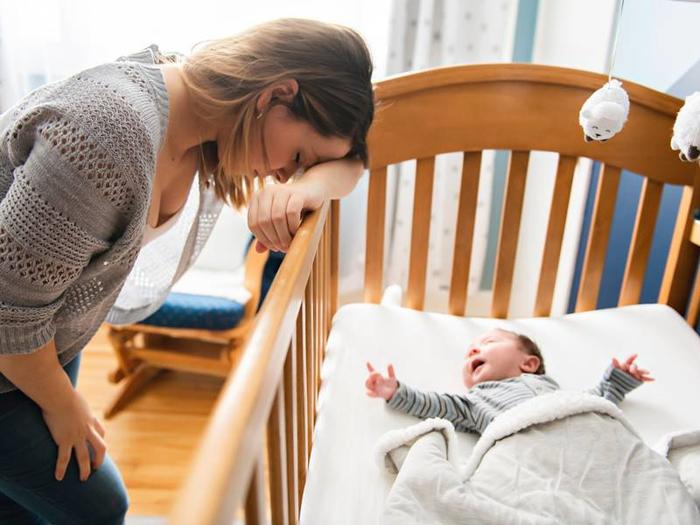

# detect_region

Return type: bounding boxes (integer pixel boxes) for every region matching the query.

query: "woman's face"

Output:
[248,103,352,182]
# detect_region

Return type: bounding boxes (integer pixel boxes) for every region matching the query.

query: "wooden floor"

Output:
[76,326,225,517]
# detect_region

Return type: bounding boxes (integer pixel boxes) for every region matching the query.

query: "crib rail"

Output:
[364,63,700,321]
[169,200,337,525]
[169,64,700,525]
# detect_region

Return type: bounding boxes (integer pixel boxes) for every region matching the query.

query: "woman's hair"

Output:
[499,329,546,375]
[178,18,375,207]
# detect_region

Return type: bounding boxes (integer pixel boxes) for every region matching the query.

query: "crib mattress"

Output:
[299,303,700,524]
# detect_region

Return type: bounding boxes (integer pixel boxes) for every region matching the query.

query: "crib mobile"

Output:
[578,0,699,163]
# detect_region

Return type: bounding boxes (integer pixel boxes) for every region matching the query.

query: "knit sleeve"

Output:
[0,111,132,354]
[588,365,643,405]
[387,382,478,432]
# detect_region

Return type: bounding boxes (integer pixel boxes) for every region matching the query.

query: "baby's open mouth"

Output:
[470,359,485,374]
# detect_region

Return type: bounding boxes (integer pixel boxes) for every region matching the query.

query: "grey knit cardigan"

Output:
[0,47,222,393]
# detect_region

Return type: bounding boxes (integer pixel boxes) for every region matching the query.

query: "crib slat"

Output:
[331,200,340,317]
[448,152,482,316]
[491,151,530,318]
[244,458,266,525]
[407,157,435,310]
[295,304,308,502]
[534,155,577,317]
[268,383,289,525]
[303,285,314,467]
[688,267,700,327]
[618,178,663,306]
[575,164,621,312]
[659,179,700,312]
[315,251,323,392]
[365,167,387,303]
[283,341,298,524]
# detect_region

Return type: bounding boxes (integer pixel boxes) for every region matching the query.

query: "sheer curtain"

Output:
[381,0,518,313]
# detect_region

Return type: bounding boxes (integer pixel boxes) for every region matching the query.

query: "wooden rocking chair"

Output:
[103,243,270,419]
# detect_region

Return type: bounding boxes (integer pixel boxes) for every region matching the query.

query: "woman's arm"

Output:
[292,158,364,208]
[248,158,364,252]
[0,341,107,481]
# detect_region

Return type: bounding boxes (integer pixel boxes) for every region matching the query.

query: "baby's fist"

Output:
[365,362,398,400]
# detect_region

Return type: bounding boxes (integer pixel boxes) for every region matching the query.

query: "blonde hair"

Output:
[178,18,374,208]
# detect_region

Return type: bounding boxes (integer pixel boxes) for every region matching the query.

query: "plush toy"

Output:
[670,92,700,162]
[579,79,630,142]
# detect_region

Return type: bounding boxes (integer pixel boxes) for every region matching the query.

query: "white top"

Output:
[141,206,185,247]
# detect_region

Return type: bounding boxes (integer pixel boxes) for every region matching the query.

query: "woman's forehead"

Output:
[305,131,351,164]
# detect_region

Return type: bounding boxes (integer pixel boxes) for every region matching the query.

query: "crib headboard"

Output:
[171,64,700,525]
[363,64,700,320]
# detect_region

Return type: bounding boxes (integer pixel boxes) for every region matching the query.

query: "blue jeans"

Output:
[0,354,129,524]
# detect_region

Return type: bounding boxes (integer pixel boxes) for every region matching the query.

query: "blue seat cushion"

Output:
[141,292,246,331]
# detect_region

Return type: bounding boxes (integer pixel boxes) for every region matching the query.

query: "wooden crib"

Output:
[169,64,700,524]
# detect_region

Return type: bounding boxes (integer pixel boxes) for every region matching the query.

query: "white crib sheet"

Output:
[299,303,700,525]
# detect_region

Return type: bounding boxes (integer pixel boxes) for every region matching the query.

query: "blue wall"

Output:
[567,0,700,318]
[480,0,539,290]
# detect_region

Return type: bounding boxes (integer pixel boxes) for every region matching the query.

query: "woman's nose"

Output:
[467,347,479,358]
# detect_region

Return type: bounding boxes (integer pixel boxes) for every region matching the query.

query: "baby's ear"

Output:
[521,355,541,374]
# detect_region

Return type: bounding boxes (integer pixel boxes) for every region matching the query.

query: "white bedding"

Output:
[299,302,700,524]
[377,392,699,524]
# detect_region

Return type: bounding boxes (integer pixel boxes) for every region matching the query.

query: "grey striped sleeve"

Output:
[588,365,643,405]
[387,382,478,432]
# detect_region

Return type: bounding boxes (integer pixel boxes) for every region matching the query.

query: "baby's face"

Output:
[462,329,531,388]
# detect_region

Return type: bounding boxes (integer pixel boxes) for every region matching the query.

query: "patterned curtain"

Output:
[384,0,518,313]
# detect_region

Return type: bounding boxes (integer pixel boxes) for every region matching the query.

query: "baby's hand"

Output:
[612,354,654,382]
[365,362,398,400]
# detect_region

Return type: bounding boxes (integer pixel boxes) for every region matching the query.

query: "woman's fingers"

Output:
[270,191,293,251]
[256,191,281,251]
[247,193,263,249]
[88,427,107,470]
[94,417,106,438]
[286,194,304,237]
[74,441,91,482]
[55,444,71,481]
[388,364,396,379]
[248,191,275,251]
[366,362,375,373]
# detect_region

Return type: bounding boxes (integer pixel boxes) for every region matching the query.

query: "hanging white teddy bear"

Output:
[579,79,630,143]
[670,92,700,162]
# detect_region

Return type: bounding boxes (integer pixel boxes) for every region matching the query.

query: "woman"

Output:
[0,18,373,524]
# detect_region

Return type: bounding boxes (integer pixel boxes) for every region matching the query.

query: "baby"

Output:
[365,328,653,434]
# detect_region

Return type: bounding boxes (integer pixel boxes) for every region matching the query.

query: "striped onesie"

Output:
[387,366,642,434]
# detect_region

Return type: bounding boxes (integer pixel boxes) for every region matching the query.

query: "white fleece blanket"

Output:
[376,391,700,525]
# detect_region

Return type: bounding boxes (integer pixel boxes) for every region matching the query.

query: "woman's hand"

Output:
[247,159,363,253]
[42,389,107,482]
[612,354,654,382]
[365,362,398,400]
[247,179,324,253]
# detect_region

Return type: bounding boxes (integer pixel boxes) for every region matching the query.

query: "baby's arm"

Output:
[588,354,652,405]
[365,362,477,432]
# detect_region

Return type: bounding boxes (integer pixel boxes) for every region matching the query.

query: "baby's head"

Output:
[462,329,545,388]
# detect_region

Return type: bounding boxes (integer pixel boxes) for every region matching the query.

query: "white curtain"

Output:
[383,0,518,313]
